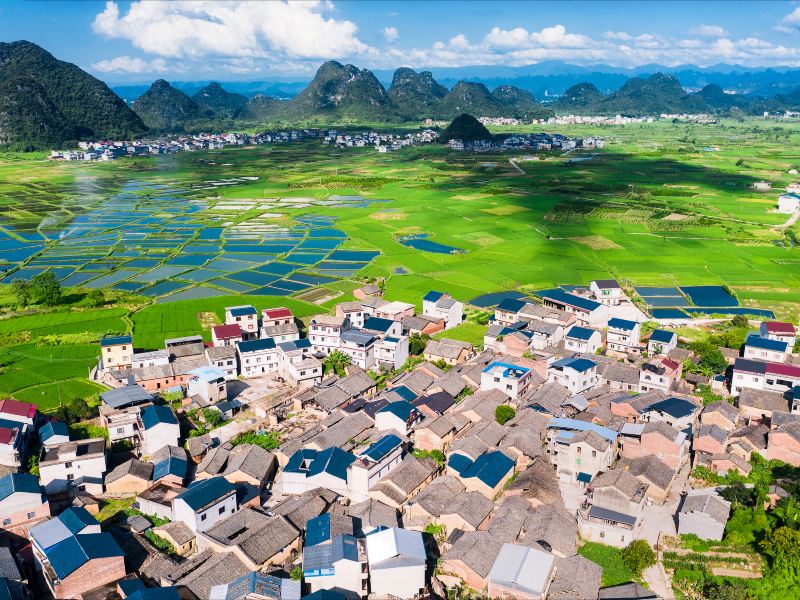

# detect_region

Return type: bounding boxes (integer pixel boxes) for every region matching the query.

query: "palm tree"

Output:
[324,350,351,377]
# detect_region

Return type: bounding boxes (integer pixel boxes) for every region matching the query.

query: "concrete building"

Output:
[173,476,238,534]
[100,335,133,370]
[481,362,533,399]
[140,404,180,456]
[488,543,555,600]
[422,291,464,330]
[564,326,603,354]
[309,315,350,355]
[548,357,598,394]
[39,438,107,495]
[236,338,278,378]
[187,366,228,404]
[366,527,426,599]
[678,491,731,541]
[225,305,258,339]
[606,318,641,354]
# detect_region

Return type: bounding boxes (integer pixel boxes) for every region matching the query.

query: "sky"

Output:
[5,1,800,83]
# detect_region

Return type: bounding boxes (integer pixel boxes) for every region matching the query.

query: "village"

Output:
[0,277,797,599]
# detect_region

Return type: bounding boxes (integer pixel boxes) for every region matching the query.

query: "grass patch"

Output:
[579,542,635,587]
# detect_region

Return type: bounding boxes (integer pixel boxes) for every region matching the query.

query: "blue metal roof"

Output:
[541,289,601,312]
[305,513,332,547]
[423,291,444,302]
[362,434,402,463]
[567,326,598,341]
[588,505,637,526]
[497,298,527,313]
[745,335,788,353]
[100,385,152,409]
[482,361,530,377]
[447,453,472,474]
[377,400,418,421]
[46,533,123,579]
[188,365,226,383]
[340,329,377,346]
[552,357,596,373]
[646,398,696,420]
[101,335,132,347]
[38,421,69,443]
[734,357,767,374]
[59,507,97,534]
[229,306,257,317]
[306,447,356,481]
[140,405,177,430]
[460,451,515,489]
[284,448,317,474]
[649,329,676,343]
[363,317,394,332]
[390,385,417,403]
[577,472,592,483]
[237,338,276,353]
[303,534,359,574]
[176,476,235,511]
[608,318,637,331]
[547,418,618,443]
[0,473,41,501]
[126,587,181,600]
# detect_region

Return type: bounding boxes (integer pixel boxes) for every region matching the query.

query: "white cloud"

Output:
[383,26,399,43]
[689,24,727,37]
[485,25,591,50]
[778,7,800,32]
[92,0,370,60]
[91,55,168,73]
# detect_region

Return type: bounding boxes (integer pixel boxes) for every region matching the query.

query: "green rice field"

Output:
[0,117,799,410]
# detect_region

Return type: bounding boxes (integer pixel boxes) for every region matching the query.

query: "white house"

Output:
[277,339,323,387]
[211,324,243,347]
[366,528,426,599]
[363,317,403,338]
[564,325,603,354]
[422,291,464,330]
[480,361,533,399]
[205,345,238,380]
[0,473,50,537]
[606,318,641,354]
[375,335,410,371]
[225,305,259,339]
[309,315,349,355]
[303,534,366,598]
[139,404,180,456]
[172,476,238,533]
[778,193,800,214]
[488,543,556,600]
[760,321,797,348]
[542,289,609,327]
[732,358,800,397]
[187,366,228,404]
[132,350,170,370]
[340,329,377,370]
[375,402,423,435]
[548,357,599,394]
[38,438,107,495]
[743,335,789,363]
[236,338,278,377]
[590,279,624,306]
[648,330,678,355]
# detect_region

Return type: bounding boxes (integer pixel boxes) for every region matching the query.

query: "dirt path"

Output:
[644,563,674,599]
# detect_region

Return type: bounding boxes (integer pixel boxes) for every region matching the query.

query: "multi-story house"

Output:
[589,279,624,306]
[211,324,242,347]
[548,357,598,394]
[619,421,688,469]
[564,326,603,354]
[100,335,133,370]
[480,361,533,399]
[639,357,682,393]
[205,345,238,380]
[340,329,377,370]
[224,305,259,340]
[140,404,180,456]
[546,418,618,484]
[309,315,350,355]
[760,321,797,348]
[0,472,50,538]
[647,330,677,355]
[376,335,410,370]
[39,438,107,495]
[541,289,609,327]
[422,291,464,330]
[277,339,323,387]
[172,476,238,533]
[743,335,789,363]
[732,358,800,397]
[336,301,366,329]
[187,366,228,404]
[578,469,647,547]
[606,318,641,354]
[236,338,278,377]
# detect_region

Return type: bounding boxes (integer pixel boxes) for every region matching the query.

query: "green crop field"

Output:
[0,117,799,410]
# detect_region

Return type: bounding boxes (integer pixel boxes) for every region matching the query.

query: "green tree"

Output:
[67,397,93,421]
[495,405,516,425]
[202,408,224,429]
[730,314,750,328]
[323,350,351,377]
[620,540,656,577]
[290,566,303,581]
[760,526,800,571]
[27,452,39,477]
[84,289,105,308]
[409,333,428,356]
[30,272,62,306]
[12,279,31,307]
[719,482,757,509]
[689,341,727,374]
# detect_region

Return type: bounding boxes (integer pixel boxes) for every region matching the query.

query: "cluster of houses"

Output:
[1,277,798,599]
[444,133,598,153]
[322,130,439,152]
[542,115,654,126]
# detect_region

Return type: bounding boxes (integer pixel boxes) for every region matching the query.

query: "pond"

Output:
[398,234,464,255]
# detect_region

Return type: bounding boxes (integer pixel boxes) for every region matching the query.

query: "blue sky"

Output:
[4,1,800,83]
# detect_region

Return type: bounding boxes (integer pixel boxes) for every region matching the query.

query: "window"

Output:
[576,447,581,454]
[67,474,74,481]
[116,427,125,434]
[219,506,226,515]
[599,531,605,538]
[65,462,73,469]
[592,450,597,458]
[27,512,35,519]
[201,513,207,521]
[2,519,10,526]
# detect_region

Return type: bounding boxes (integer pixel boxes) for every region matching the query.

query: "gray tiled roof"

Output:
[106,458,153,484]
[680,492,731,525]
[443,530,502,578]
[548,555,602,599]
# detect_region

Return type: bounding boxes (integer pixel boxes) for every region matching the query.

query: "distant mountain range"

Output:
[8,40,800,148]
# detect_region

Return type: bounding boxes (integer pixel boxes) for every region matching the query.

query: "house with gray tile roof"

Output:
[678,490,731,540]
[548,554,602,600]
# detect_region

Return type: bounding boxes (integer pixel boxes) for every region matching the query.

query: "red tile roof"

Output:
[0,399,36,419]
[766,362,800,378]
[212,324,242,339]
[764,321,796,334]
[662,358,680,371]
[263,307,293,319]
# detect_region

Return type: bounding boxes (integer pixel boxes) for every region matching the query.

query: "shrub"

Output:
[232,430,281,451]
[495,405,516,425]
[290,566,303,581]
[621,540,656,577]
